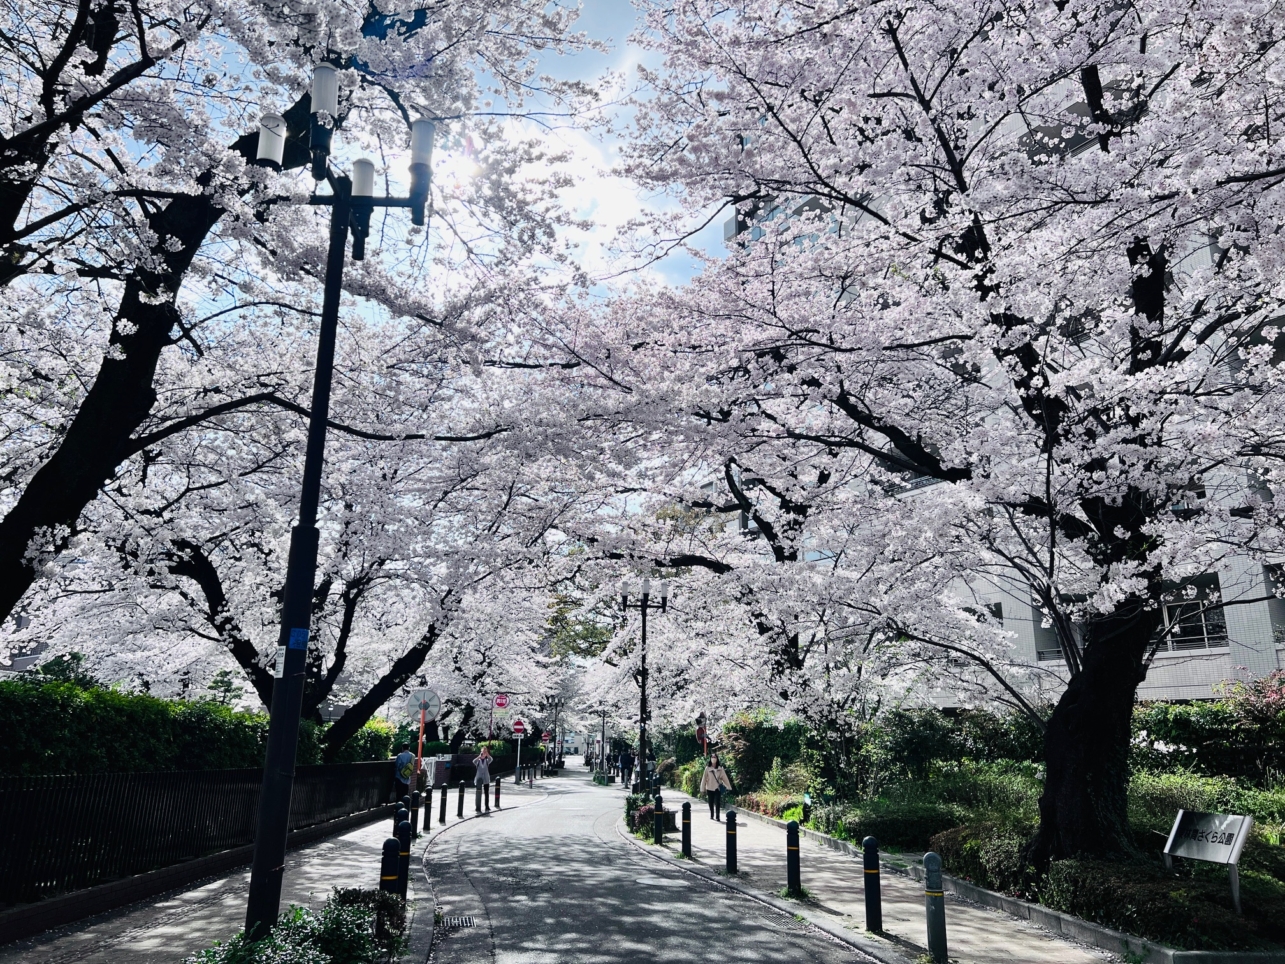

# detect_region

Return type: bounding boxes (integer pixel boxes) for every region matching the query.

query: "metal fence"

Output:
[0,761,393,906]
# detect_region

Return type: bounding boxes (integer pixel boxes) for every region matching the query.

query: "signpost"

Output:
[406,689,441,797]
[1163,809,1254,913]
[490,693,510,738]
[512,717,527,776]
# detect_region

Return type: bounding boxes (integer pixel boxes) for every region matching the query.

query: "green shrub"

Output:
[761,756,812,795]
[631,804,655,841]
[329,719,395,765]
[930,823,1036,897]
[669,758,704,797]
[1039,858,1283,951]
[0,680,393,774]
[1127,770,1285,835]
[721,710,808,791]
[781,804,804,823]
[735,791,804,818]
[185,890,404,963]
[840,800,968,852]
[656,757,677,783]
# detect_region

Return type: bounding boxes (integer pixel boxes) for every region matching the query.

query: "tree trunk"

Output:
[1028,603,1159,865]
[319,625,440,762]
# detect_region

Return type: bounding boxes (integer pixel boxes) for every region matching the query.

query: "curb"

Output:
[614,816,917,964]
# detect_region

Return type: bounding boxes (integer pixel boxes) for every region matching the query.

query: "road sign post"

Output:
[406,689,440,803]
[512,717,527,778]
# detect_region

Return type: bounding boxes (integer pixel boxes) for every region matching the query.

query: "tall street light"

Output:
[621,578,668,795]
[244,64,435,940]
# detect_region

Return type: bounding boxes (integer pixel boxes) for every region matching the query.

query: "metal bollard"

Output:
[401,794,411,817]
[379,837,400,893]
[396,820,411,898]
[456,783,465,818]
[726,809,738,874]
[394,806,408,836]
[924,852,948,963]
[786,820,801,896]
[681,802,692,858]
[438,784,448,824]
[528,767,534,787]
[495,778,502,809]
[424,787,432,829]
[653,792,665,845]
[863,836,882,932]
[410,791,421,837]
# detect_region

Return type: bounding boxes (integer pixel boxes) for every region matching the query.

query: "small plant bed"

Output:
[185,888,407,963]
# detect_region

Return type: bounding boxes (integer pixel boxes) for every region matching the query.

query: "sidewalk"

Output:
[653,787,1114,964]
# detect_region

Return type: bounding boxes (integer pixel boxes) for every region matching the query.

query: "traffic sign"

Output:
[494,693,510,709]
[542,731,552,742]
[512,718,527,736]
[406,688,441,721]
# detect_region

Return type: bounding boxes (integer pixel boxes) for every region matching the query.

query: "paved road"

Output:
[427,772,871,964]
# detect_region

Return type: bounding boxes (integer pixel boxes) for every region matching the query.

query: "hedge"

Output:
[929,822,1285,951]
[0,679,392,774]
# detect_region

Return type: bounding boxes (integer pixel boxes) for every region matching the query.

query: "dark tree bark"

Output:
[1028,602,1158,863]
[319,624,443,762]
[0,99,314,625]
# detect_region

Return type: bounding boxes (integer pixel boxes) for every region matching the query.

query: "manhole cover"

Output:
[442,916,475,928]
[634,876,688,887]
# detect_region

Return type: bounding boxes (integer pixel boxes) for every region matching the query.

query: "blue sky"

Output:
[524,0,727,287]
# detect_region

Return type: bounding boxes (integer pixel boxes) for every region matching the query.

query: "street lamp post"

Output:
[621,578,668,796]
[244,68,435,940]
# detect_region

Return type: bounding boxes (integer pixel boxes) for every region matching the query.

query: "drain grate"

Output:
[442,916,475,929]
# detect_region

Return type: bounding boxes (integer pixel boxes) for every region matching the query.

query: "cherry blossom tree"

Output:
[0,0,594,627]
[579,0,1285,862]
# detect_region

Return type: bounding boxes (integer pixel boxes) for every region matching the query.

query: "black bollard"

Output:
[653,792,665,845]
[396,819,411,898]
[786,820,802,896]
[395,806,408,838]
[726,809,737,874]
[392,803,404,835]
[401,794,411,815]
[438,783,448,824]
[681,802,692,859]
[863,836,883,932]
[924,852,948,963]
[410,791,421,837]
[379,837,400,893]
[424,787,432,829]
[495,778,502,809]
[456,783,465,818]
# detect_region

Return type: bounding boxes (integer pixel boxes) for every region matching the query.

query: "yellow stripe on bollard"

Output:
[924,890,944,897]
[381,875,398,881]
[865,869,879,873]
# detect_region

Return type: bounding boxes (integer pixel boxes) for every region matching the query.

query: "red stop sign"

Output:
[542,731,552,742]
[512,718,526,735]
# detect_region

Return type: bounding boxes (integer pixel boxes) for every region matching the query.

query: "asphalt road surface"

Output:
[426,772,872,964]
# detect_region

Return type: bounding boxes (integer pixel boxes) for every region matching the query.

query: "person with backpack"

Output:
[393,743,415,801]
[700,754,733,822]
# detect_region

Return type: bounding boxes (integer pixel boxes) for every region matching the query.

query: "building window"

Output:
[1160,574,1229,652]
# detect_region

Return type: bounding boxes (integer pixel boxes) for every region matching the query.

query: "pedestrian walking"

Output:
[393,742,415,801]
[700,754,733,822]
[620,749,634,787]
[473,745,494,813]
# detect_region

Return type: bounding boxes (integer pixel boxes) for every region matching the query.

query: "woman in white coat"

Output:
[700,754,733,822]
